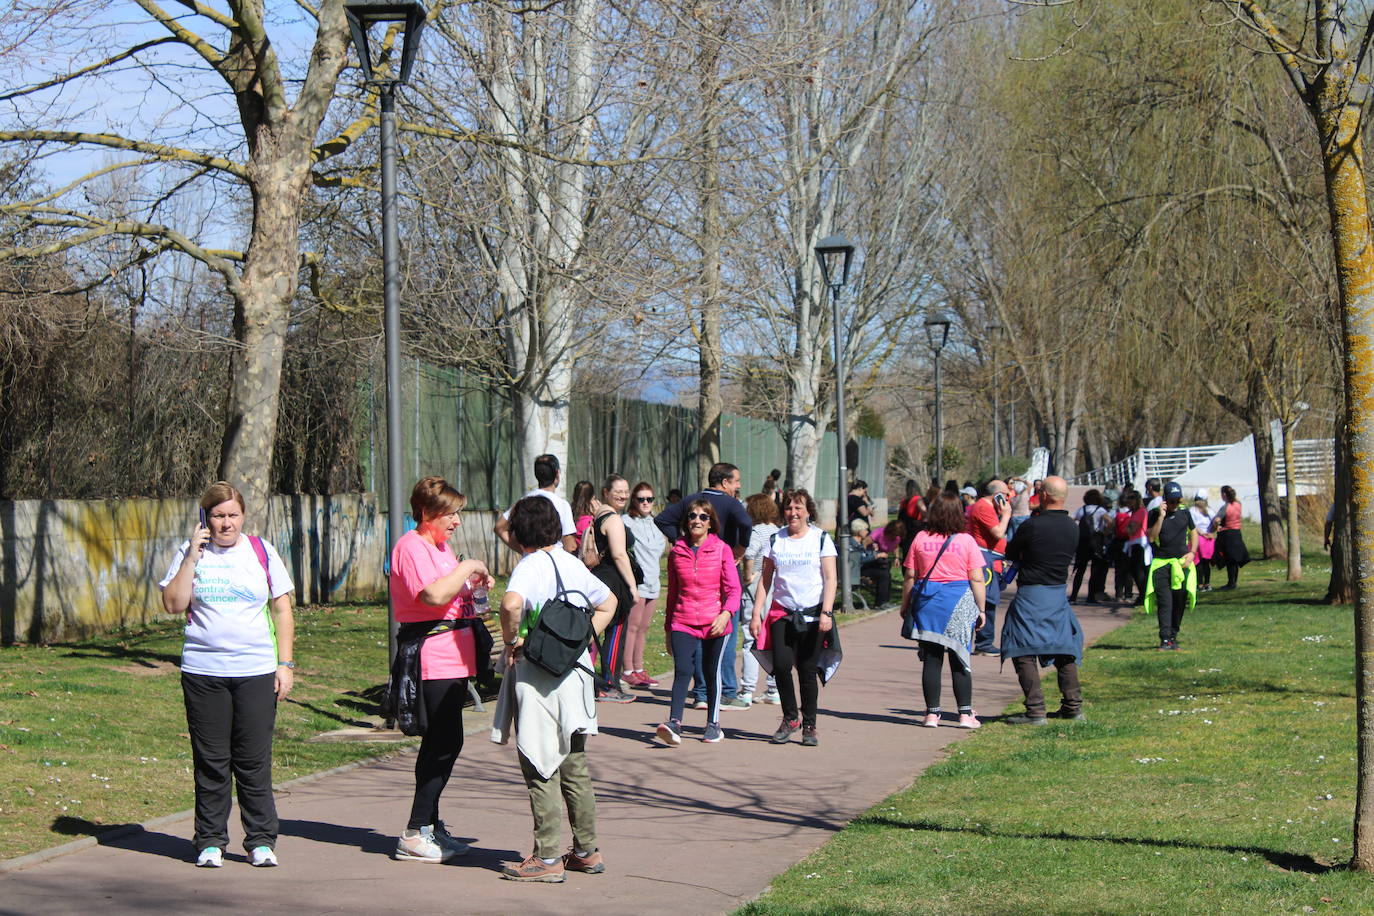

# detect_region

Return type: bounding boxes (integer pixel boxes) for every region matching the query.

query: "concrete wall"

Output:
[0,496,513,646]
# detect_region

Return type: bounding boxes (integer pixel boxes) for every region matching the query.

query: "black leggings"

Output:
[769,617,823,728]
[408,678,466,830]
[918,642,972,713]
[1195,556,1212,587]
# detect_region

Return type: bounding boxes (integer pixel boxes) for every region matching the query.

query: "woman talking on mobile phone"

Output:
[159,481,295,869]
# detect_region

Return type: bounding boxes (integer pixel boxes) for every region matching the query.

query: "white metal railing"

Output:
[1139,445,1230,479]
[1072,437,1335,488]
[1275,438,1335,483]
[1071,453,1140,488]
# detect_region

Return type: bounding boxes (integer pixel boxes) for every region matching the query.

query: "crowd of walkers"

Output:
[156,457,1253,882]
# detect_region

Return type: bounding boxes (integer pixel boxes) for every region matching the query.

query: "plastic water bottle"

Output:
[472,584,490,618]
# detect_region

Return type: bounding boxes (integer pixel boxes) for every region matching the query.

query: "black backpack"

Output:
[1078,507,1106,558]
[522,552,597,679]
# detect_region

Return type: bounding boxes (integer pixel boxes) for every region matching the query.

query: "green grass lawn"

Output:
[739,552,1374,915]
[0,575,682,861]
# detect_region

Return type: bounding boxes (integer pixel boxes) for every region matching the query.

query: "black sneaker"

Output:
[770,718,801,744]
[1005,714,1049,726]
[1159,639,1171,650]
[1048,708,1085,721]
[800,725,818,747]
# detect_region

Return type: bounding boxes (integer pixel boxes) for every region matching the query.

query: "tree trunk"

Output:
[1313,60,1374,875]
[786,397,827,494]
[1283,420,1302,580]
[218,150,312,517]
[483,0,596,492]
[695,18,724,487]
[1248,410,1287,559]
[1328,406,1355,603]
[511,357,572,489]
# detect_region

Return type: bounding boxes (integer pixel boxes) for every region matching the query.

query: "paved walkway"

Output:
[1,603,1131,916]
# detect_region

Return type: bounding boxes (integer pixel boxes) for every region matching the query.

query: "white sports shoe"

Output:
[196,846,224,868]
[249,845,278,867]
[394,827,449,863]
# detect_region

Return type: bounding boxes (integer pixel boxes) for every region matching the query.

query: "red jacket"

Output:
[665,533,740,637]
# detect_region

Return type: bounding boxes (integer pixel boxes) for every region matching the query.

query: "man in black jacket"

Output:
[1000,476,1085,725]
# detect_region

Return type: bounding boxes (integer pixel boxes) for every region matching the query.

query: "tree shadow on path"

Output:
[854,815,1339,874]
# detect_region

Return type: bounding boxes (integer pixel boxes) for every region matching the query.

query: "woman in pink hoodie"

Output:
[656,499,741,746]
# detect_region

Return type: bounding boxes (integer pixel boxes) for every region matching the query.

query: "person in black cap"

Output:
[1144,481,1197,650]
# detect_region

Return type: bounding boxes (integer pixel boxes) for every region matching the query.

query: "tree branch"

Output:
[1229,0,1316,98]
[131,0,226,69]
[0,208,244,296]
[0,130,248,180]
[0,37,180,102]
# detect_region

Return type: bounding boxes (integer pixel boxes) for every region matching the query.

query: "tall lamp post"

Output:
[988,320,1003,478]
[344,0,427,680]
[925,313,951,486]
[816,233,856,614]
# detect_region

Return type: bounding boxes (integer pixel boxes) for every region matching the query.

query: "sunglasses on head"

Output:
[686,511,711,521]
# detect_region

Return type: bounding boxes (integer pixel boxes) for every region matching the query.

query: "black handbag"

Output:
[522,552,597,679]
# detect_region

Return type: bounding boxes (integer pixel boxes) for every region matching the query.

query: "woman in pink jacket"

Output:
[655,499,741,746]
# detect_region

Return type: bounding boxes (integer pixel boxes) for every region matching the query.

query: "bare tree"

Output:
[0,0,373,511]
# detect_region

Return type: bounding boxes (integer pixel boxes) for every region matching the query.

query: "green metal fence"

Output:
[362,360,885,510]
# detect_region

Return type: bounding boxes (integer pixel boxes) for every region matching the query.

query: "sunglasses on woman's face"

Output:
[686,512,711,521]
[635,496,654,502]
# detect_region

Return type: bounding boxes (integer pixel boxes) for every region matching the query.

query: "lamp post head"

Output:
[344,0,428,85]
[814,234,857,289]
[924,313,951,353]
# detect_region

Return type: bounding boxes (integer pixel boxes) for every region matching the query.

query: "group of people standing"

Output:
[1066,480,1250,610]
[156,456,1251,883]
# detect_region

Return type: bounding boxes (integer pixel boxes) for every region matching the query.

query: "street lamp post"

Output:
[925,313,951,487]
[815,234,856,614]
[988,321,1003,478]
[344,0,427,682]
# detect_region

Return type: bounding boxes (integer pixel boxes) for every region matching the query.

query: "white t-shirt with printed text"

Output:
[760,525,836,611]
[159,536,295,677]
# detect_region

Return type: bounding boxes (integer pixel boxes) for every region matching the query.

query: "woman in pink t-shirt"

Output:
[901,490,987,729]
[389,477,495,864]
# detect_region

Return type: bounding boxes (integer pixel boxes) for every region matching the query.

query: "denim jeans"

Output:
[973,551,1001,652]
[738,606,760,694]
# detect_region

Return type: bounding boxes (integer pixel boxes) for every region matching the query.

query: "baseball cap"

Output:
[1194,489,1208,501]
[960,486,977,498]
[1163,481,1183,500]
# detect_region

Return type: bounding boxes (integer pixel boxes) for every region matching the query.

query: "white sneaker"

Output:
[394,827,450,863]
[196,846,223,868]
[249,845,278,867]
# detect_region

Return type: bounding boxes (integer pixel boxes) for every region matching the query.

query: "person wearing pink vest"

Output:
[655,499,741,746]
